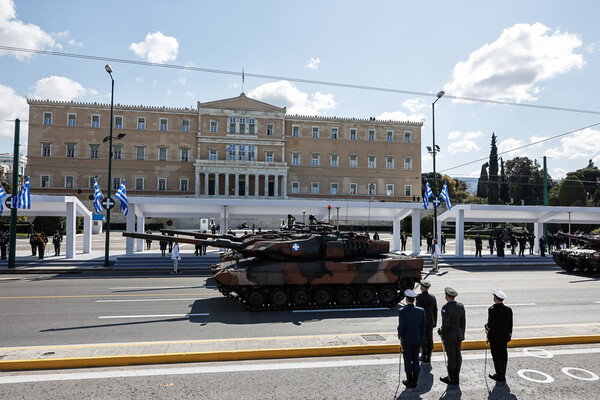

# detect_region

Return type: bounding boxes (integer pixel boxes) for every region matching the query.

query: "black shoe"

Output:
[402,379,411,387]
[422,357,430,363]
[440,376,451,384]
[410,372,419,388]
[489,374,506,382]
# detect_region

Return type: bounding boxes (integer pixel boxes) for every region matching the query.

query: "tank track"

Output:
[216,281,417,311]
[553,251,600,274]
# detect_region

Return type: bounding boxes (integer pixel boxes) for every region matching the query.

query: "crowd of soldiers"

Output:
[0,225,64,261]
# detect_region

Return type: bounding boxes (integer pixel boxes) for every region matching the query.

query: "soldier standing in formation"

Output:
[518,235,527,257]
[400,231,408,252]
[528,234,535,255]
[416,279,437,363]
[438,287,466,385]
[397,289,426,388]
[145,229,152,250]
[0,230,8,260]
[37,232,48,260]
[474,234,483,257]
[30,234,38,256]
[52,230,63,256]
[539,236,547,257]
[485,289,513,382]
[488,235,494,255]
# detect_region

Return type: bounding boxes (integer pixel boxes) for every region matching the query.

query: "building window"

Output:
[350,183,358,195]
[227,144,236,160]
[368,129,375,141]
[209,149,218,160]
[68,113,76,127]
[404,131,411,143]
[41,143,52,157]
[312,127,319,138]
[249,119,256,135]
[349,155,357,168]
[66,144,75,158]
[88,177,95,189]
[229,117,236,134]
[404,185,412,196]
[158,147,168,161]
[266,151,274,162]
[209,120,217,133]
[311,182,319,194]
[41,175,50,188]
[291,181,300,194]
[311,154,320,166]
[160,118,168,131]
[113,145,122,160]
[238,145,246,161]
[137,117,146,130]
[331,128,338,139]
[266,124,274,136]
[292,125,299,138]
[91,115,100,128]
[65,176,74,189]
[331,183,338,195]
[350,128,357,140]
[181,148,189,162]
[292,153,300,166]
[404,156,412,170]
[368,155,376,168]
[43,112,52,126]
[386,156,394,169]
[239,118,246,134]
[158,178,167,191]
[387,131,393,142]
[135,177,144,190]
[90,145,99,159]
[112,177,121,190]
[180,179,189,192]
[248,145,256,161]
[114,116,123,129]
[387,184,395,196]
[368,183,376,196]
[330,154,339,167]
[136,146,145,160]
[182,119,190,132]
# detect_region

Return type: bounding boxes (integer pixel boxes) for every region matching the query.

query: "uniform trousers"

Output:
[422,326,434,357]
[444,340,462,382]
[402,344,421,375]
[490,340,508,363]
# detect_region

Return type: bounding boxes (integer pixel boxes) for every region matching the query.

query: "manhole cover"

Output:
[362,334,385,342]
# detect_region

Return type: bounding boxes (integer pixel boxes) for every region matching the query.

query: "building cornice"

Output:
[27,99,197,113]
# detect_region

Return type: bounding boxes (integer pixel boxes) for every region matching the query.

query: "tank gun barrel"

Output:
[159,229,243,242]
[122,232,243,250]
[557,232,600,245]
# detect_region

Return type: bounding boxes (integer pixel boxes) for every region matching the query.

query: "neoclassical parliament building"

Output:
[26,93,422,214]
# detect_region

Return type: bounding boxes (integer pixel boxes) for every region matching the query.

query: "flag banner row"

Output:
[0,178,30,215]
[422,180,452,211]
[93,178,128,216]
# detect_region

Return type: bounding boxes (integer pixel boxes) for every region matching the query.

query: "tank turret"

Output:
[552,233,600,273]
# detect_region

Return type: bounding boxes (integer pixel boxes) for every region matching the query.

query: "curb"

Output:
[2,335,599,372]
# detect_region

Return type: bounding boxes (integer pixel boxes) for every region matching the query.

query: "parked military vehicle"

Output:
[552,233,600,274]
[123,224,423,310]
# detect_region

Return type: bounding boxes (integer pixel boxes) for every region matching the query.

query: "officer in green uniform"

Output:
[438,287,466,385]
[485,289,513,382]
[416,279,437,363]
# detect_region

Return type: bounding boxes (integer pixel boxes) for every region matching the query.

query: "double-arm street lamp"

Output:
[104,64,114,268]
[431,90,445,242]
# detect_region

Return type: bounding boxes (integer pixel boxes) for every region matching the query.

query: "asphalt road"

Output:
[0,267,599,347]
[1,344,599,399]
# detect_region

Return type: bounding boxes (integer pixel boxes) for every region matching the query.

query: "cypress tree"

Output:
[477,162,488,199]
[499,158,510,204]
[487,133,500,204]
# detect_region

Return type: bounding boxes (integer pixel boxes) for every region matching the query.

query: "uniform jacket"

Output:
[440,301,466,343]
[397,303,426,346]
[475,236,483,250]
[416,291,438,328]
[486,302,513,343]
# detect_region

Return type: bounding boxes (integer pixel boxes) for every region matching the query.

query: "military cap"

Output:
[420,279,431,288]
[404,289,417,298]
[444,287,458,297]
[493,289,507,300]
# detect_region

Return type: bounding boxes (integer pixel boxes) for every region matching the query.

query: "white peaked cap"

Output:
[494,289,507,300]
[404,289,417,298]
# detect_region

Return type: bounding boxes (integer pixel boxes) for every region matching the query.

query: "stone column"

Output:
[274,175,279,197]
[225,174,230,197]
[204,173,209,196]
[195,172,200,197]
[235,174,240,197]
[255,174,260,197]
[282,175,287,198]
[264,174,269,197]
[245,175,249,197]
[215,173,219,196]
[392,216,401,252]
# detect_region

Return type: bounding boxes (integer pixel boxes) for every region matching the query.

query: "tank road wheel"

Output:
[314,287,332,307]
[270,288,289,309]
[357,286,376,306]
[335,287,354,306]
[292,288,310,308]
[378,285,399,307]
[246,289,265,310]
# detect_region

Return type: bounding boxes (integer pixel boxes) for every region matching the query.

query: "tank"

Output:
[123,224,423,310]
[552,233,600,273]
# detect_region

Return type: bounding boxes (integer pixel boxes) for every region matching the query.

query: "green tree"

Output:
[567,160,600,201]
[499,158,510,204]
[558,175,587,206]
[487,133,500,204]
[477,162,488,199]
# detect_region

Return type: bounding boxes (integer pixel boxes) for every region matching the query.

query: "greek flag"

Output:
[423,180,433,210]
[114,180,128,216]
[441,182,452,210]
[93,178,103,214]
[0,183,6,216]
[226,144,235,152]
[17,177,30,209]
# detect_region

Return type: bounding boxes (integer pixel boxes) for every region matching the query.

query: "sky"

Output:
[1,0,599,181]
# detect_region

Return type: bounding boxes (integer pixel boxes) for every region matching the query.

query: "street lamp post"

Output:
[104,64,114,268]
[432,90,445,242]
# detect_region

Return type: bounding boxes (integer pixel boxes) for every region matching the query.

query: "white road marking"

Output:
[98,313,209,319]
[465,303,536,307]
[108,286,202,290]
[96,298,198,303]
[561,367,599,381]
[517,369,555,383]
[1,346,599,385]
[292,308,392,313]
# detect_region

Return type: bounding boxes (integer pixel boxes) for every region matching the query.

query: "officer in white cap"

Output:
[485,289,513,382]
[397,289,426,389]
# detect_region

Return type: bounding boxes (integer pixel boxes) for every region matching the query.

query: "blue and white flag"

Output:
[17,177,30,209]
[440,182,452,210]
[0,183,6,216]
[114,180,128,216]
[423,180,433,210]
[93,178,103,214]
[226,144,235,152]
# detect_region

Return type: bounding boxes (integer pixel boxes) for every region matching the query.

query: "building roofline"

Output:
[286,114,423,126]
[27,99,197,113]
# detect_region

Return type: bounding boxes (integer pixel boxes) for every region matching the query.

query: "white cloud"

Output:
[68,38,83,47]
[129,31,179,63]
[402,98,427,113]
[229,82,240,89]
[0,84,28,140]
[28,76,96,101]
[530,135,550,147]
[448,139,481,154]
[465,131,484,140]
[545,128,600,160]
[306,57,320,70]
[498,137,526,156]
[0,0,57,61]
[248,80,336,115]
[377,110,426,123]
[444,23,584,102]
[552,168,567,180]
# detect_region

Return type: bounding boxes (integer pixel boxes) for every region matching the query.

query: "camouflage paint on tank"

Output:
[552,233,600,274]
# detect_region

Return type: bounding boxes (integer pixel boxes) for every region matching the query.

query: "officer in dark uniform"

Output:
[438,287,466,385]
[0,230,8,260]
[52,230,62,256]
[474,234,483,257]
[496,233,505,257]
[397,289,426,389]
[488,235,494,255]
[37,232,48,260]
[539,236,546,257]
[416,279,437,363]
[30,234,38,256]
[485,289,513,382]
[401,231,408,252]
[518,235,527,257]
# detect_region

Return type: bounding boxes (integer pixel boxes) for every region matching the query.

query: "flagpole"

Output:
[8,119,20,269]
